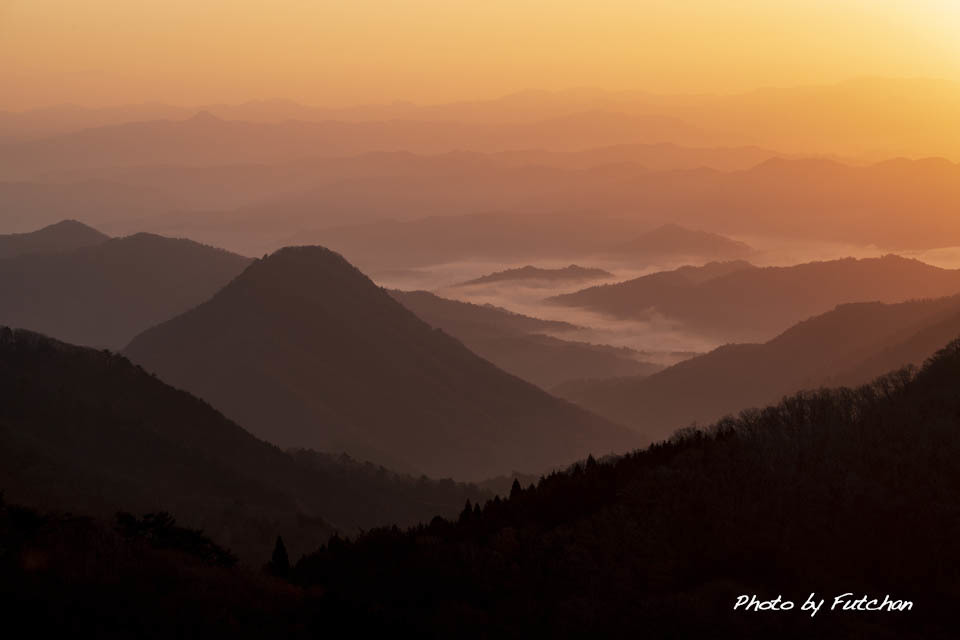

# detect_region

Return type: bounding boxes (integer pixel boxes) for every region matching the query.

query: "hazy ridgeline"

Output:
[2,77,960,637]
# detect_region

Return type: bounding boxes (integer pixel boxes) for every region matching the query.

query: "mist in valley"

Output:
[5,3,960,633]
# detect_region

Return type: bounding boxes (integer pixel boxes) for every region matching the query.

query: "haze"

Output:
[6,1,960,635]
[3,0,960,109]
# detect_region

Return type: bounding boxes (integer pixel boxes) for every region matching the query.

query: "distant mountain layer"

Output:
[556,295,960,442]
[0,110,716,180]
[0,231,251,349]
[3,79,959,159]
[612,224,752,258]
[390,290,661,388]
[7,156,960,257]
[551,255,960,342]
[0,219,108,259]
[308,216,759,272]
[124,247,638,479]
[0,180,182,234]
[0,327,489,562]
[456,265,613,287]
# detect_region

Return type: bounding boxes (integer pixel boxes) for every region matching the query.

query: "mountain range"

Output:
[4,79,959,158]
[0,110,718,181]
[0,219,108,258]
[550,255,960,342]
[610,223,752,259]
[305,218,755,272]
[455,264,613,287]
[124,246,638,479]
[5,154,960,258]
[286,335,960,636]
[0,228,251,348]
[556,294,960,442]
[390,290,660,388]
[0,327,489,562]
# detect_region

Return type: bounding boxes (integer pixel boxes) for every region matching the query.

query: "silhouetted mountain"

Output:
[391,290,578,334]
[455,264,613,287]
[0,233,251,348]
[0,498,307,638]
[124,247,637,479]
[0,327,489,562]
[9,335,960,637]
[547,258,754,316]
[556,295,960,442]
[277,336,960,637]
[552,255,960,342]
[390,290,661,388]
[612,223,752,259]
[0,219,107,258]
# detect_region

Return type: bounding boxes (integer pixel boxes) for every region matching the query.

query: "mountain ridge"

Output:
[0,231,251,348]
[0,219,108,258]
[124,246,640,479]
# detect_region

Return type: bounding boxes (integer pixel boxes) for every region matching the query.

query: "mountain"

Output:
[6,79,958,158]
[390,290,661,388]
[0,232,251,349]
[164,155,960,256]
[305,214,760,272]
[0,327,490,562]
[0,219,107,259]
[390,290,579,335]
[551,255,960,342]
[284,335,960,637]
[555,295,960,442]
[515,156,960,250]
[455,264,613,287]
[547,258,755,318]
[0,111,718,181]
[124,247,638,479]
[9,333,960,636]
[9,156,960,259]
[611,223,752,259]
[32,145,778,212]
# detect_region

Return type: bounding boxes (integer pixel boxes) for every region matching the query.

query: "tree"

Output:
[267,535,290,578]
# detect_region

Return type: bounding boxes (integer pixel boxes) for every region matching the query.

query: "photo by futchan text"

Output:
[734,593,914,617]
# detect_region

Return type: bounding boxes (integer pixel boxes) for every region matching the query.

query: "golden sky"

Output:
[2,0,959,109]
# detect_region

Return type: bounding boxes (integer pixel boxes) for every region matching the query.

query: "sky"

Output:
[1,0,959,109]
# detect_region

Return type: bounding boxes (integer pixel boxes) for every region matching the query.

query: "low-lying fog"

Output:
[371,235,960,364]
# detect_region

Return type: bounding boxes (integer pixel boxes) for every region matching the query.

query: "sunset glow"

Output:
[2,0,959,108]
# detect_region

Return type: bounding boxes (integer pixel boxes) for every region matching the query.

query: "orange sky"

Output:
[2,0,959,109]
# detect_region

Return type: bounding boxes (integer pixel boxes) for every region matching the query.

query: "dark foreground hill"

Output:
[557,295,960,442]
[8,337,960,638]
[124,247,637,479]
[0,219,108,258]
[391,289,661,388]
[287,337,960,637]
[0,327,488,562]
[551,255,960,342]
[0,232,251,348]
